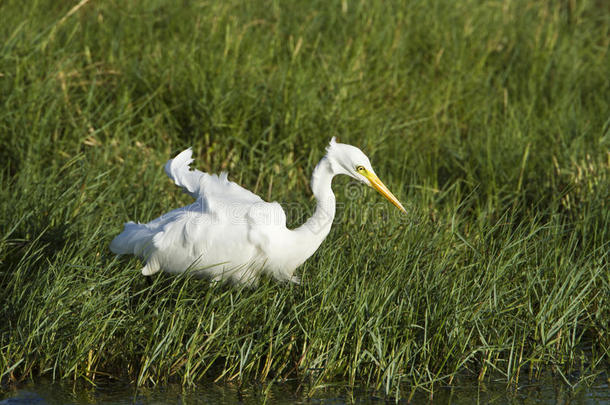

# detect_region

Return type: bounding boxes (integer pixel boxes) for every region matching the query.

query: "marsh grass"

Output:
[0,0,608,399]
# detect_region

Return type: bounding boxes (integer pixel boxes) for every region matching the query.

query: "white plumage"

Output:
[110,137,405,286]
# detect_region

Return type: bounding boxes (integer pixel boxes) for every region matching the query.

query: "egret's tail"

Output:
[110,221,153,256]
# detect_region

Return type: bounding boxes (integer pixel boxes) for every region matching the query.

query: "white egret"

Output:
[110,137,405,285]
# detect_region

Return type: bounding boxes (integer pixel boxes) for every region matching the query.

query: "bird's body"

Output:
[110,138,405,286]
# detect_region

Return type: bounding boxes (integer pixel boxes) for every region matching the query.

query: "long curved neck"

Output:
[292,157,336,256]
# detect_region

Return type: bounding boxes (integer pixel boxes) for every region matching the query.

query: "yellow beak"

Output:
[363,171,406,213]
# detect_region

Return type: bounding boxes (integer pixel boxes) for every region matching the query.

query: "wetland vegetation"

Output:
[0,0,608,400]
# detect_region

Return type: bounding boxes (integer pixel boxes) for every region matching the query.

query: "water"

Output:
[1,377,608,404]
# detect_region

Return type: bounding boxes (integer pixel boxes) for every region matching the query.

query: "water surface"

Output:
[1,376,608,404]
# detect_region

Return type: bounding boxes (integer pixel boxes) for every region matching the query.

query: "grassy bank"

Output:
[1,0,608,399]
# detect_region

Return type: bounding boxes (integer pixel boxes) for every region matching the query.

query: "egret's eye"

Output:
[356,165,366,173]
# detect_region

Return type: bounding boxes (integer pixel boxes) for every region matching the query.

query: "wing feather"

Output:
[164,148,200,198]
[246,201,287,254]
[164,148,265,215]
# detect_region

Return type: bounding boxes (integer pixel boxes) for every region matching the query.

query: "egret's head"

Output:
[326,137,406,213]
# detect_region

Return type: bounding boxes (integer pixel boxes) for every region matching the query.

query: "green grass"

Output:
[1,0,608,399]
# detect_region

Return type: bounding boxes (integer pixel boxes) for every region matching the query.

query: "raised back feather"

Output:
[164,148,282,223]
[164,148,201,198]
